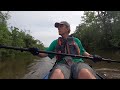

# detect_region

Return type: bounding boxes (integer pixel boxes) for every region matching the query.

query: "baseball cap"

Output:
[54,21,70,28]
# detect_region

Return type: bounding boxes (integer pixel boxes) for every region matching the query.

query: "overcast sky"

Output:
[7,11,84,47]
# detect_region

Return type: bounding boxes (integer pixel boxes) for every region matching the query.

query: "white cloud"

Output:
[7,11,84,47]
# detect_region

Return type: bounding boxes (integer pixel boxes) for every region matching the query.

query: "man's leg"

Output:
[50,69,64,79]
[48,63,71,79]
[77,68,96,79]
[72,62,97,79]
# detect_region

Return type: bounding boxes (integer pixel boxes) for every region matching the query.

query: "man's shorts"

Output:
[48,62,100,79]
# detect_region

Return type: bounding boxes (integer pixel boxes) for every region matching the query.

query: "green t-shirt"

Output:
[46,37,86,63]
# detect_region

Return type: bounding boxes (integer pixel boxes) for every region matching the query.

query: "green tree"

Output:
[0,11,45,60]
[73,11,120,51]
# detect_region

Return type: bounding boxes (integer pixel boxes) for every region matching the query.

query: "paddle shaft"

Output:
[0,44,120,63]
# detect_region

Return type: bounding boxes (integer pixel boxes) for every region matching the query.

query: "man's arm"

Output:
[83,51,92,57]
[83,52,103,63]
[38,53,48,58]
[38,40,57,58]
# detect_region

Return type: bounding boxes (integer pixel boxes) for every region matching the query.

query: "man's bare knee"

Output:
[78,68,96,79]
[50,69,64,79]
[54,69,63,74]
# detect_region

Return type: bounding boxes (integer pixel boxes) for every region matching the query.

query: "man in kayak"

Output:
[29,21,102,79]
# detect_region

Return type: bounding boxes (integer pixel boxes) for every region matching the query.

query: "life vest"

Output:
[55,36,80,61]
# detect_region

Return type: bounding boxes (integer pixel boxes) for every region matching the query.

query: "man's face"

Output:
[57,24,69,35]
